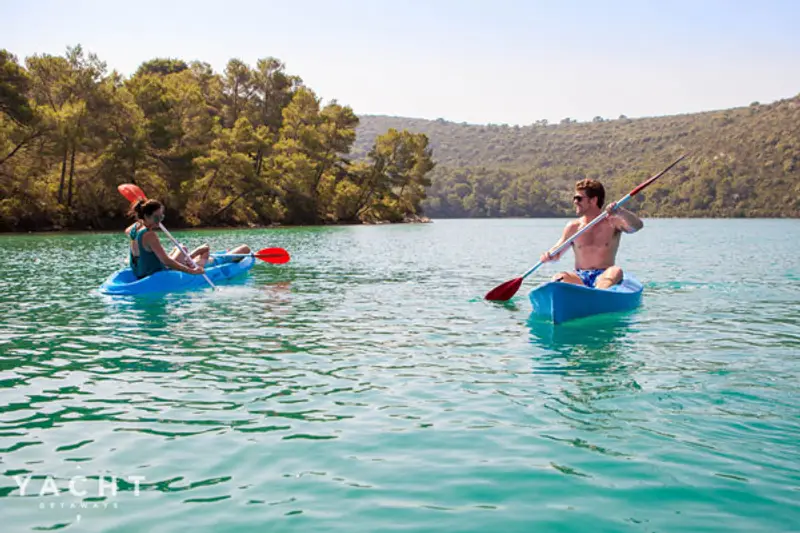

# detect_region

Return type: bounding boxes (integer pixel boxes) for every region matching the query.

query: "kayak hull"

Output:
[529,273,643,324]
[99,255,255,295]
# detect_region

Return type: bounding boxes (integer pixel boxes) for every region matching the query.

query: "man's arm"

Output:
[540,220,580,262]
[607,203,643,233]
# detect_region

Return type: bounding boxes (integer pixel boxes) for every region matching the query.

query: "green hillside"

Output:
[355,95,800,218]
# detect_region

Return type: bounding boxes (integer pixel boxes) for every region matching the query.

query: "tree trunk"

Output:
[67,142,77,207]
[232,79,239,124]
[353,170,381,220]
[57,143,68,204]
[0,130,41,168]
[254,148,263,176]
[313,150,333,191]
[131,152,137,183]
[213,190,248,219]
[201,168,220,202]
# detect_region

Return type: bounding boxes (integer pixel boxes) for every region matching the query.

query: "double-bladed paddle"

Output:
[212,247,291,264]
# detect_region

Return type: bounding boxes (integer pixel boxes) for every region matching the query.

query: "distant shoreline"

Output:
[3,215,799,236]
[0,216,434,236]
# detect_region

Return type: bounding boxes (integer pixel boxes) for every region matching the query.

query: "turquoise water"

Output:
[1,219,799,532]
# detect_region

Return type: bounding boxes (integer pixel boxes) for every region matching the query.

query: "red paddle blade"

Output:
[485,277,523,301]
[254,247,291,264]
[118,184,147,203]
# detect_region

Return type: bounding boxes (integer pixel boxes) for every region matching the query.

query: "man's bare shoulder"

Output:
[564,219,581,232]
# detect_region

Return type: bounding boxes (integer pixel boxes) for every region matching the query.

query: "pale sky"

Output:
[3,0,798,125]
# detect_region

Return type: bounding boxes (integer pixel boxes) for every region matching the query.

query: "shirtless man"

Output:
[539,179,643,289]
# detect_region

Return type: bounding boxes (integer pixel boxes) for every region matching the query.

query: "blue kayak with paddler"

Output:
[485,154,688,323]
[99,184,290,296]
[99,255,257,295]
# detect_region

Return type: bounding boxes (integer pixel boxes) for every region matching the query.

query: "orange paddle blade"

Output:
[254,247,291,264]
[118,184,147,203]
[484,277,523,301]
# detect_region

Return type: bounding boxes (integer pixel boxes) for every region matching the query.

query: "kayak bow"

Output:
[529,273,643,324]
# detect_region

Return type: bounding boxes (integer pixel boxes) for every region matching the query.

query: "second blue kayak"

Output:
[529,273,643,324]
[99,254,255,295]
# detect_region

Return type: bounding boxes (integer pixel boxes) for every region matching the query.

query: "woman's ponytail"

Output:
[128,198,162,220]
[128,199,145,219]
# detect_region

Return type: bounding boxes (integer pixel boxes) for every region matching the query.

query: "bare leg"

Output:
[595,266,623,289]
[228,244,251,255]
[551,271,583,286]
[191,245,210,268]
[170,244,210,268]
[225,244,251,262]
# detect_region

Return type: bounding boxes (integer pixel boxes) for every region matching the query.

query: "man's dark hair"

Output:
[575,179,605,208]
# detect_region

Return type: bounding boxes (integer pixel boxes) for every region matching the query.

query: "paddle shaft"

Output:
[158,222,216,289]
[520,154,687,281]
[211,251,286,259]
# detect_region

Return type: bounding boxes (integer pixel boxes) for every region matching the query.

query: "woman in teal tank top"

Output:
[125,199,251,279]
[125,199,208,279]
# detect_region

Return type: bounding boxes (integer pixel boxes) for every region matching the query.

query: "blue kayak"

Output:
[99,255,255,295]
[529,273,643,324]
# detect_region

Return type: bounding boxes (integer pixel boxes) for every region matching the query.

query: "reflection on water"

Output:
[98,292,175,337]
[258,280,292,301]
[528,312,638,353]
[528,312,644,414]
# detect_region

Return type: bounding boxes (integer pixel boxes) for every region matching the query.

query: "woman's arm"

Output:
[142,232,203,274]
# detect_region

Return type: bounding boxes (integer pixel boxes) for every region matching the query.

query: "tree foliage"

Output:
[0,46,435,231]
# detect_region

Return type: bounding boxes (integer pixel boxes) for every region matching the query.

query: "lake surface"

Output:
[1,219,798,532]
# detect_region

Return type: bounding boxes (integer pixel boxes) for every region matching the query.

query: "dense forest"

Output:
[356,95,800,218]
[0,46,434,231]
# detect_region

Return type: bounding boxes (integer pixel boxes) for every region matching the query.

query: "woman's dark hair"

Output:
[128,198,163,220]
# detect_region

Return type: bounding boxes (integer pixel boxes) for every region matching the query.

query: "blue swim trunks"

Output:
[576,269,606,288]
